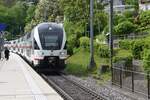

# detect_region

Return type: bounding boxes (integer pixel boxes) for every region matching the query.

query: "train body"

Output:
[7,22,67,71]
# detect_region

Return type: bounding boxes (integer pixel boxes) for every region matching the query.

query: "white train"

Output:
[7,22,67,71]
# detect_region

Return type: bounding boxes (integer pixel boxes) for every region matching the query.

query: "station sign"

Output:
[0,23,7,32]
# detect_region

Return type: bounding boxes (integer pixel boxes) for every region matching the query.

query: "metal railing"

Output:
[113,33,148,40]
[112,67,150,98]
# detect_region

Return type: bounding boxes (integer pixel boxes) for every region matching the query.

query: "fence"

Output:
[113,33,148,40]
[112,66,150,98]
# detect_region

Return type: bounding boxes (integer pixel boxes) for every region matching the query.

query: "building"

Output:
[104,0,134,13]
[139,0,150,10]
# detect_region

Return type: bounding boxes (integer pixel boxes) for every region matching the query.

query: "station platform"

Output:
[0,53,63,100]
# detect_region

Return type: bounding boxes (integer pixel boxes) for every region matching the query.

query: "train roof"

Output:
[36,22,63,29]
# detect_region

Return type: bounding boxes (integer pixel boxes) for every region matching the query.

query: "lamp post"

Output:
[109,0,114,85]
[88,0,96,70]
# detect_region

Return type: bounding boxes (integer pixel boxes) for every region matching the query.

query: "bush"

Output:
[132,40,145,59]
[67,34,77,55]
[67,45,73,55]
[79,36,90,50]
[96,34,106,43]
[114,21,136,35]
[97,44,109,58]
[113,50,133,68]
[144,38,150,49]
[118,39,134,50]
[143,49,150,72]
[140,39,150,59]
[139,10,150,31]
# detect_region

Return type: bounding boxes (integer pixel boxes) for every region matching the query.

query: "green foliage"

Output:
[65,50,90,76]
[118,39,134,50]
[0,0,17,7]
[114,21,136,35]
[132,40,145,59]
[144,37,150,49]
[139,10,150,31]
[113,50,133,68]
[123,11,135,22]
[143,49,150,72]
[0,1,30,37]
[124,0,139,10]
[25,0,63,33]
[79,36,89,50]
[96,34,106,43]
[65,49,109,76]
[61,0,108,39]
[103,25,109,34]
[97,44,109,58]
[67,34,79,55]
[94,12,108,35]
[25,5,36,23]
[114,14,127,26]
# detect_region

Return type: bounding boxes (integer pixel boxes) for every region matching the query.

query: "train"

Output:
[6,22,67,71]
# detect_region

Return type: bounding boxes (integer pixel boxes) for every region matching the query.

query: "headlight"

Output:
[60,52,65,55]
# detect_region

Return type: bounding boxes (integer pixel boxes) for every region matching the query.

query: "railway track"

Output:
[41,73,108,100]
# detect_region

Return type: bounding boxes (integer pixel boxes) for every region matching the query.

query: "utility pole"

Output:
[109,0,114,84]
[44,6,49,22]
[88,0,96,70]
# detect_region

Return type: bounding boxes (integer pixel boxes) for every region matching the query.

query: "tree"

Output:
[25,5,36,23]
[114,21,136,35]
[24,0,63,32]
[61,0,108,37]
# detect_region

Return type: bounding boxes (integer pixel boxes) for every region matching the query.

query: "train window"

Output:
[27,33,31,39]
[34,39,40,50]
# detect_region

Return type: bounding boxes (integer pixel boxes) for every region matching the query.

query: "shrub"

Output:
[141,39,150,59]
[114,21,136,35]
[67,34,77,55]
[144,38,150,49]
[143,49,150,72]
[94,41,99,53]
[132,40,145,59]
[97,44,109,58]
[79,36,90,50]
[96,34,106,43]
[113,50,133,69]
[118,39,134,50]
[139,10,150,31]
[67,45,73,55]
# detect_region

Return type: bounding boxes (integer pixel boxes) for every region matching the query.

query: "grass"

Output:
[65,48,110,84]
[65,48,136,85]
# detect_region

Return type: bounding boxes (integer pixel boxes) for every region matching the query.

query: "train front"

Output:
[33,23,67,71]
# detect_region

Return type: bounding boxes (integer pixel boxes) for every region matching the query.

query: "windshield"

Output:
[38,24,63,50]
[44,36,58,47]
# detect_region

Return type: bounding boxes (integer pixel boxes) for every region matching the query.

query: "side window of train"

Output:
[34,39,40,50]
[27,33,31,40]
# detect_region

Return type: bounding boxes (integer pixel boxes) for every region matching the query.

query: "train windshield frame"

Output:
[38,24,63,50]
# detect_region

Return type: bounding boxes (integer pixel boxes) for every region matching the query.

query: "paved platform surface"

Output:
[0,53,63,100]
